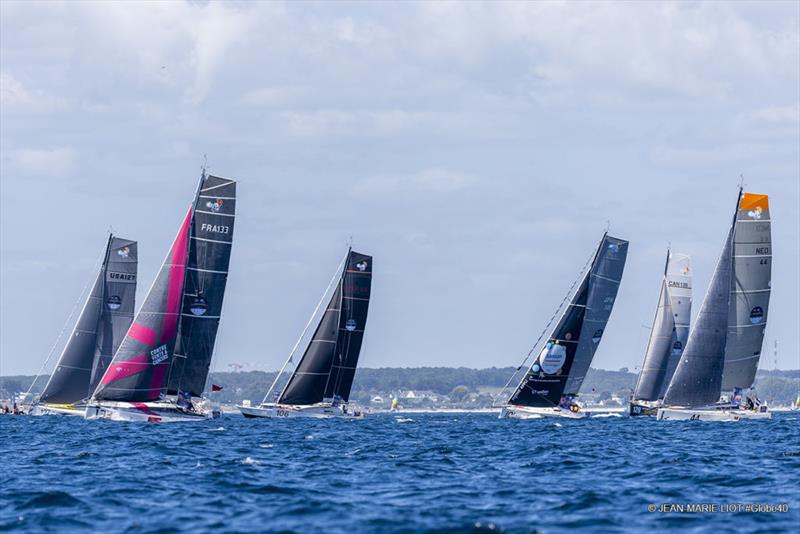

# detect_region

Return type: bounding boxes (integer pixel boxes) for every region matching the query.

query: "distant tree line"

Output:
[2,368,798,406]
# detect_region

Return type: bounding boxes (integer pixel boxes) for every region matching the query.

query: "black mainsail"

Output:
[279,249,373,405]
[507,234,628,409]
[632,250,692,402]
[40,236,137,404]
[92,173,236,403]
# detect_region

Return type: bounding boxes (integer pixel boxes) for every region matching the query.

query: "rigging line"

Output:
[264,249,350,405]
[25,243,108,404]
[493,245,597,408]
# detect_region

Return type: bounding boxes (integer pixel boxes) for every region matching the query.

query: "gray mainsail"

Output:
[663,196,737,407]
[507,234,628,408]
[40,235,138,404]
[632,251,692,401]
[721,193,771,391]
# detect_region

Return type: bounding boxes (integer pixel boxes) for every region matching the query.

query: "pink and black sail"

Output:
[93,173,236,402]
[40,235,137,404]
[279,250,372,405]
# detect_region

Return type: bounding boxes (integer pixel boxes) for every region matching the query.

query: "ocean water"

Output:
[1,412,798,533]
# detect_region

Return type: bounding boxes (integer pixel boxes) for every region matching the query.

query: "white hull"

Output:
[500,404,588,419]
[29,403,86,417]
[85,399,220,423]
[657,406,771,421]
[238,402,365,419]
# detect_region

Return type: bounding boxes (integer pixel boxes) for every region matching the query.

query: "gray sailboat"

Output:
[629,250,691,416]
[500,233,629,419]
[658,189,772,421]
[30,235,137,416]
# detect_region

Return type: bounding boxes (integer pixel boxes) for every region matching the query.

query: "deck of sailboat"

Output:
[238,402,365,419]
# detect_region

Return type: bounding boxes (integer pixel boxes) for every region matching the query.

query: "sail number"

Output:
[276,409,290,417]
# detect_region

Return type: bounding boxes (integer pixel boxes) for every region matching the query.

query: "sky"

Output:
[1,1,798,377]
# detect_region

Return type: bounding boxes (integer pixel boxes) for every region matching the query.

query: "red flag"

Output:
[211,384,223,392]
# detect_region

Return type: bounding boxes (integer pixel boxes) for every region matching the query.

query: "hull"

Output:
[238,403,365,419]
[629,401,660,417]
[29,403,86,417]
[657,406,771,421]
[85,399,220,423]
[500,404,588,420]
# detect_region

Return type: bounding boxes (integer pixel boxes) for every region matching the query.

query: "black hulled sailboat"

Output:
[31,235,137,416]
[239,248,372,419]
[85,171,236,422]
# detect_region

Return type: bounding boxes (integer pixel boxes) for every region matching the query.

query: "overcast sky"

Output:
[1,1,798,377]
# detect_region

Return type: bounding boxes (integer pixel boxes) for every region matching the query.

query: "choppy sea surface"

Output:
[1,412,798,533]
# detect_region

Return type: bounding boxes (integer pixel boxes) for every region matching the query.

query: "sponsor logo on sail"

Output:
[200,223,229,234]
[356,261,368,272]
[608,242,621,254]
[190,296,208,316]
[117,246,130,258]
[345,319,357,331]
[206,199,224,212]
[592,329,603,343]
[564,332,573,341]
[539,342,567,374]
[672,340,683,355]
[749,306,764,324]
[747,206,763,220]
[106,295,122,310]
[150,344,169,365]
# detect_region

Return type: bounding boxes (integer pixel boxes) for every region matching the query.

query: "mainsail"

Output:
[721,193,771,391]
[632,251,692,401]
[40,236,137,404]
[508,234,628,408]
[167,175,237,397]
[279,249,373,405]
[93,173,236,402]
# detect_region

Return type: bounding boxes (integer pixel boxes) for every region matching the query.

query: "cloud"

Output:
[0,72,67,113]
[748,105,800,123]
[11,146,76,176]
[351,168,480,197]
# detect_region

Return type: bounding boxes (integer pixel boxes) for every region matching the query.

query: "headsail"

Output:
[632,251,691,401]
[507,234,628,408]
[40,236,138,404]
[279,249,373,405]
[167,175,236,397]
[663,194,738,407]
[721,193,771,391]
[93,210,192,402]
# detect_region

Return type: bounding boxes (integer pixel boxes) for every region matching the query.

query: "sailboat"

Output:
[239,248,372,419]
[629,250,691,416]
[85,171,236,422]
[30,235,137,416]
[657,189,772,421]
[500,233,629,419]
